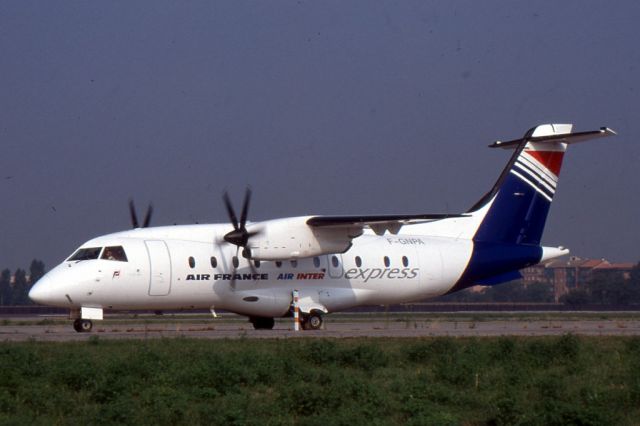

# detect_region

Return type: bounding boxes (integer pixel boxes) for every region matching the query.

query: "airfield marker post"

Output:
[293,289,300,331]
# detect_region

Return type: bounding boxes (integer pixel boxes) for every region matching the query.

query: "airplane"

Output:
[28,123,615,332]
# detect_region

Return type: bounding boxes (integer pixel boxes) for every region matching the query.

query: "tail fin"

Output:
[469,124,615,245]
[444,124,614,293]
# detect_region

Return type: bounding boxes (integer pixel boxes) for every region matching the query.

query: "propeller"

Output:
[221,187,262,289]
[222,188,261,255]
[129,199,153,229]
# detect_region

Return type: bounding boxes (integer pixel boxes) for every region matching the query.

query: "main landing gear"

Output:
[249,312,324,331]
[301,311,323,330]
[250,316,275,330]
[73,319,93,333]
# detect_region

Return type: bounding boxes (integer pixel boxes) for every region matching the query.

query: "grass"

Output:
[4,310,640,328]
[0,336,639,425]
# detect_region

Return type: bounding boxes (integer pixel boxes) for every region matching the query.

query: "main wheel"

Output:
[250,317,275,330]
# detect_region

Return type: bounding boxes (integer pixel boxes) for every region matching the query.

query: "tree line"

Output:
[560,264,640,306]
[0,260,45,306]
[438,262,640,306]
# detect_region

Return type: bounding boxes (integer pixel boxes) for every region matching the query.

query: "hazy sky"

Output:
[1,1,639,271]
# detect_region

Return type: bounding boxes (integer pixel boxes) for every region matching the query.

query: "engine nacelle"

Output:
[246,216,359,260]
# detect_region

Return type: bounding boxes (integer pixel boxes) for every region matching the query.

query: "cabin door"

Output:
[145,240,172,296]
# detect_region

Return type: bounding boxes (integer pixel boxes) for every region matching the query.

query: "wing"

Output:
[306,213,467,236]
[243,213,467,260]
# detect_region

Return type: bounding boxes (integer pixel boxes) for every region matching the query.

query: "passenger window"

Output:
[101,246,128,262]
[232,256,239,268]
[188,257,196,268]
[211,256,217,268]
[355,256,362,267]
[68,247,102,261]
[402,256,409,267]
[383,256,390,267]
[275,261,282,268]
[331,256,339,268]
[254,260,261,268]
[313,257,320,268]
[291,260,298,268]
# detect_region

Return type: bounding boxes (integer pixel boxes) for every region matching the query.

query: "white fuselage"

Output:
[32,223,473,317]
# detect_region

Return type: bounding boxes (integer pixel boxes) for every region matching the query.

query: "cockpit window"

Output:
[101,246,128,262]
[68,247,102,261]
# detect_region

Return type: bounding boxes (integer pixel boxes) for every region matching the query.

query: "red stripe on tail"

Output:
[526,151,565,176]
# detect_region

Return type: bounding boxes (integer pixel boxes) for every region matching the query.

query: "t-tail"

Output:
[449,123,615,292]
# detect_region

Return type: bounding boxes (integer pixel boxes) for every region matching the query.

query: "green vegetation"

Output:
[561,269,640,306]
[438,262,640,306]
[439,280,556,303]
[1,336,639,425]
[3,310,640,330]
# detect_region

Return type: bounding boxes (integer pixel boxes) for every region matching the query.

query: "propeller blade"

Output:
[248,258,259,278]
[221,187,260,257]
[229,272,236,290]
[129,199,153,229]
[229,247,240,291]
[222,191,239,230]
[129,199,139,229]
[239,187,252,229]
[229,249,262,291]
[246,229,262,239]
[142,204,153,228]
[242,247,251,259]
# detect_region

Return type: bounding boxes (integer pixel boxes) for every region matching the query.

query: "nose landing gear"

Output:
[73,319,93,333]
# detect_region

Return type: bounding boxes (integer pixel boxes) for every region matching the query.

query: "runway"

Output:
[2,313,640,342]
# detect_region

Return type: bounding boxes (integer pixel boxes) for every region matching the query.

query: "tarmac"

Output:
[2,313,640,342]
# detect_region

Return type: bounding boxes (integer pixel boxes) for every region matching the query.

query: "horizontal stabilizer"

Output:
[540,246,570,263]
[490,126,616,149]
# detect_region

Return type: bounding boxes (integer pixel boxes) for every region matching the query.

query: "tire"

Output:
[79,319,93,332]
[250,317,275,330]
[73,319,82,333]
[306,312,323,330]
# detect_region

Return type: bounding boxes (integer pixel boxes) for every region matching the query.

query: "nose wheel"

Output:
[73,319,93,333]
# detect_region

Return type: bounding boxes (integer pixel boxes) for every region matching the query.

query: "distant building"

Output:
[8,274,32,285]
[521,257,636,301]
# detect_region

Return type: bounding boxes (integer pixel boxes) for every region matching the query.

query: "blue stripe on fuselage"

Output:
[447,242,542,293]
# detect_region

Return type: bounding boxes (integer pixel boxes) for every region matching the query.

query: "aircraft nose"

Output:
[29,275,52,305]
